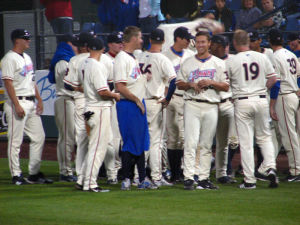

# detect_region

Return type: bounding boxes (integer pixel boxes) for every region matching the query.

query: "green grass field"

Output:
[0,158,299,225]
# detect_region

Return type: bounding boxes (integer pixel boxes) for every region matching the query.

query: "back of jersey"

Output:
[227,50,275,99]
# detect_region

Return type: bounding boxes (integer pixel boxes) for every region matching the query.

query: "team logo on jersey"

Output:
[188,69,216,82]
[130,66,141,79]
[19,63,33,77]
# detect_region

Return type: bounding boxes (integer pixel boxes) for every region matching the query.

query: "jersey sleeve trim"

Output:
[97,87,109,91]
[1,76,13,80]
[266,73,277,79]
[63,79,80,87]
[168,75,177,83]
[107,79,114,83]
[114,80,128,83]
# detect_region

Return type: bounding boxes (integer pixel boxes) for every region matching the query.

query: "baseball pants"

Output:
[215,100,238,179]
[234,96,276,184]
[275,93,300,176]
[83,106,112,190]
[54,96,75,176]
[4,99,45,177]
[183,100,218,181]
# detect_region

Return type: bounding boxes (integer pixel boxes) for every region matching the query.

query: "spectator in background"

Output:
[236,0,262,32]
[40,0,73,43]
[287,33,300,60]
[257,0,285,33]
[139,0,164,49]
[118,0,139,31]
[209,0,235,31]
[161,0,198,24]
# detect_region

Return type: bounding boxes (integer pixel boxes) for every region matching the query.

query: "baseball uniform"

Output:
[138,51,176,184]
[272,48,300,176]
[177,54,228,189]
[1,50,45,179]
[227,50,277,185]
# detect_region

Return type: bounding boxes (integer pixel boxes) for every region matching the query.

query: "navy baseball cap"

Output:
[107,32,123,43]
[88,37,104,50]
[150,28,164,41]
[11,29,31,41]
[268,29,283,44]
[174,27,194,40]
[77,32,94,47]
[60,34,78,45]
[211,35,229,48]
[248,31,260,41]
[287,32,299,42]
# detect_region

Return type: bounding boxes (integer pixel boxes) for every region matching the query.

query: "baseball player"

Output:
[162,26,195,183]
[63,32,93,189]
[114,26,151,190]
[138,28,177,188]
[177,31,229,190]
[287,32,300,61]
[81,37,120,192]
[210,34,238,184]
[268,29,300,182]
[1,29,52,185]
[227,29,278,189]
[49,34,77,182]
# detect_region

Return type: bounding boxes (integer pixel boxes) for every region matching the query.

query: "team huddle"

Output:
[1,25,300,192]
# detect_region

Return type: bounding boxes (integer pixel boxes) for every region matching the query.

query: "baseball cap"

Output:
[88,37,104,50]
[211,35,229,48]
[11,29,31,41]
[287,32,300,42]
[268,29,283,44]
[60,34,78,46]
[248,31,260,42]
[174,27,194,40]
[107,32,123,43]
[77,32,94,47]
[150,28,164,41]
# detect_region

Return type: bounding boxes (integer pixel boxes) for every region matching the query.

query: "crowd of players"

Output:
[1,24,300,192]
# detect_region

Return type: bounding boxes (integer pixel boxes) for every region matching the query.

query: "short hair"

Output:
[123,26,141,43]
[233,29,250,46]
[242,0,256,9]
[195,31,211,41]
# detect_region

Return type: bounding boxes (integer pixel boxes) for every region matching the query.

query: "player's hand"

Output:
[15,104,25,118]
[36,99,43,115]
[158,98,170,108]
[189,83,201,94]
[136,100,145,114]
[114,93,121,102]
[270,106,278,121]
[296,89,300,97]
[197,80,212,89]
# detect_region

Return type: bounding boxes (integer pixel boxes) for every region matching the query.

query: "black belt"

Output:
[145,96,160,100]
[174,93,183,97]
[187,99,210,103]
[238,95,266,100]
[17,96,35,101]
[220,98,232,103]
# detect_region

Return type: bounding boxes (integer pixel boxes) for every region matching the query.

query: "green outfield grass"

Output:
[0,158,299,225]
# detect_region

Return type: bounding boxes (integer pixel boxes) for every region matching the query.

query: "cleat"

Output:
[217,176,237,184]
[107,179,118,185]
[196,179,219,190]
[183,179,194,190]
[121,178,131,190]
[239,181,256,189]
[60,174,77,182]
[12,175,28,185]
[85,187,110,193]
[75,183,83,190]
[266,168,279,188]
[26,172,53,184]
[137,180,154,189]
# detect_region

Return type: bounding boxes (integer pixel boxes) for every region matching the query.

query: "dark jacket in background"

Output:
[210,6,235,31]
[161,0,198,18]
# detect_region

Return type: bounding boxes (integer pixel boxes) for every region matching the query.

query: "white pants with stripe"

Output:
[54,96,75,176]
[275,93,300,176]
[234,97,276,184]
[83,106,112,190]
[4,99,45,177]
[183,100,218,181]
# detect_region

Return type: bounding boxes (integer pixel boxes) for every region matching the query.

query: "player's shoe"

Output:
[75,183,83,190]
[265,168,279,188]
[26,172,53,184]
[285,174,300,182]
[239,181,256,189]
[85,187,110,193]
[162,170,171,181]
[196,179,219,190]
[131,178,139,186]
[137,180,154,190]
[255,171,268,182]
[60,174,77,182]
[12,174,28,185]
[184,179,195,190]
[193,175,199,185]
[107,179,118,185]
[217,176,237,184]
[160,177,174,186]
[121,178,131,190]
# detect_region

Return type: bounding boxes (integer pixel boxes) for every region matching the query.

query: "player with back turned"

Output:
[226,29,278,189]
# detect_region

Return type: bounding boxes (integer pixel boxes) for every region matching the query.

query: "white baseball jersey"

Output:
[63,53,89,99]
[138,51,177,99]
[82,58,112,107]
[262,48,275,63]
[55,60,74,97]
[105,52,116,61]
[177,55,228,103]
[227,50,277,99]
[114,50,146,100]
[273,48,300,94]
[163,47,195,95]
[220,54,234,100]
[1,50,35,98]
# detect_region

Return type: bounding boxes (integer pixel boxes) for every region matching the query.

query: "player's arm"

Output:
[197,79,229,92]
[3,79,25,118]
[159,78,176,107]
[35,84,43,115]
[98,89,120,101]
[176,65,201,93]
